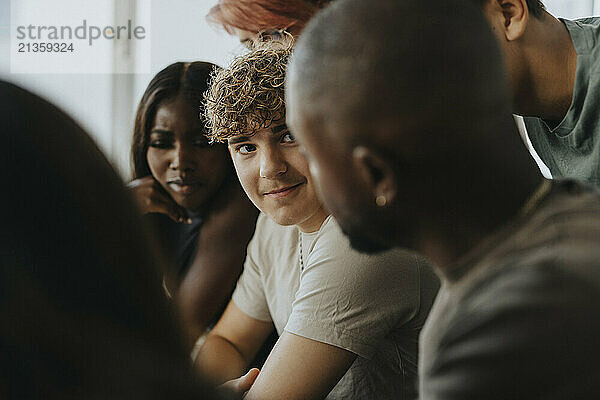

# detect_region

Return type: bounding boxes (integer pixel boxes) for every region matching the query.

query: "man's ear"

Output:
[352,146,397,207]
[496,0,529,41]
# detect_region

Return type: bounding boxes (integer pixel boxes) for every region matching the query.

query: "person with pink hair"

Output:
[207,0,332,47]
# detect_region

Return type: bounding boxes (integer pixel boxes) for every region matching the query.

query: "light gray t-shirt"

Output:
[524,18,600,186]
[420,180,600,399]
[233,213,439,399]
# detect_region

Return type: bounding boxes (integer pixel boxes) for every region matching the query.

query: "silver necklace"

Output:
[298,230,304,271]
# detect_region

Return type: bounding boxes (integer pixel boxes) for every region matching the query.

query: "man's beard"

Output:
[339,219,392,254]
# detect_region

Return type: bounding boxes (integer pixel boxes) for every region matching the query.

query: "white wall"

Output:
[545,0,595,18]
[132,0,244,130]
[0,0,241,179]
[120,0,242,178]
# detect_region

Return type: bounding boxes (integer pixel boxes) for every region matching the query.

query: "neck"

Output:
[412,118,543,273]
[297,205,329,233]
[515,13,577,122]
[422,175,541,274]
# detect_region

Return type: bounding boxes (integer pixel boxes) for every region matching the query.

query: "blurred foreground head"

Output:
[0,82,216,399]
[287,0,539,259]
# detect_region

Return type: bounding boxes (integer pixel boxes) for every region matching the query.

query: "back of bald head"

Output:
[288,0,543,237]
[289,0,513,156]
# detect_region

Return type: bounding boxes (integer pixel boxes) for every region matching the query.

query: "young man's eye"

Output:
[236,143,256,155]
[281,132,295,143]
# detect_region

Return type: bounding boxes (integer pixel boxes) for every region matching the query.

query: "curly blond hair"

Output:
[204,39,293,143]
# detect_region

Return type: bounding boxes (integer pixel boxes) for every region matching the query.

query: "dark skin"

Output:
[129,95,258,348]
[285,0,542,270]
[481,0,577,122]
[175,174,258,348]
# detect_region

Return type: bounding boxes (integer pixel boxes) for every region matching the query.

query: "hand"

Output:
[217,368,260,399]
[127,176,191,223]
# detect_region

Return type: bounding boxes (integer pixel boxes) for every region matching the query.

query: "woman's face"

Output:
[146,95,230,212]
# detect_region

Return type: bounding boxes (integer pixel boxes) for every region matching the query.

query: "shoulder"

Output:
[441,241,600,355]
[253,212,297,246]
[573,16,600,27]
[247,212,299,267]
[569,17,600,62]
[288,218,437,358]
[456,197,600,318]
[427,260,600,399]
[308,216,431,280]
[301,216,438,321]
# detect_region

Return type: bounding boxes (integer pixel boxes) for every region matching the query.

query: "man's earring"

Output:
[375,195,387,207]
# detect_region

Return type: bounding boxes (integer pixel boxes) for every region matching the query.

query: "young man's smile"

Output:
[263,181,305,198]
[227,124,327,232]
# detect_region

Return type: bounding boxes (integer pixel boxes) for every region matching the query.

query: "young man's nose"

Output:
[169,144,196,171]
[259,147,287,179]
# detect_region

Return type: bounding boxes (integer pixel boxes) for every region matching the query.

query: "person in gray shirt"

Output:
[473,0,600,185]
[286,0,600,398]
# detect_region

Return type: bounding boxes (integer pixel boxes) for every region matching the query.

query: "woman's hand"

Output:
[127,176,191,223]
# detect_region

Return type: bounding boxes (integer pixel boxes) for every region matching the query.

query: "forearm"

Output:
[176,282,231,349]
[243,332,356,400]
[194,334,248,385]
[176,257,243,349]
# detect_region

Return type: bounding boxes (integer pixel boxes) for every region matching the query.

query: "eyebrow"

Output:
[151,128,207,136]
[226,125,288,145]
[150,129,173,135]
[271,124,288,134]
[227,135,251,145]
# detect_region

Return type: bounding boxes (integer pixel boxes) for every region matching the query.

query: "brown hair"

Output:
[207,0,332,36]
[204,40,292,143]
[131,61,219,179]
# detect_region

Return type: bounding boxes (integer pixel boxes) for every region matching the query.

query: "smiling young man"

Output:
[476,0,600,185]
[194,43,439,400]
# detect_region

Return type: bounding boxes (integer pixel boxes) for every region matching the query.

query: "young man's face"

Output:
[227,122,326,232]
[286,103,395,253]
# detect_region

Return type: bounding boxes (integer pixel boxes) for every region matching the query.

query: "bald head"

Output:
[288,0,511,148]
[286,0,540,258]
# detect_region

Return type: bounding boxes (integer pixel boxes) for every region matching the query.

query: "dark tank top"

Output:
[144,211,203,282]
